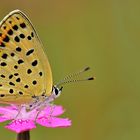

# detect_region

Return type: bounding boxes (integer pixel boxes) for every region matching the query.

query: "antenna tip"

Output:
[84,67,90,71]
[87,77,95,80]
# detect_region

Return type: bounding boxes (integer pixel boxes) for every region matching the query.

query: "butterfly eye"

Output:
[52,86,62,97]
[54,88,59,95]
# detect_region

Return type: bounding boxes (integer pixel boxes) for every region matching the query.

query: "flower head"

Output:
[0,105,71,133]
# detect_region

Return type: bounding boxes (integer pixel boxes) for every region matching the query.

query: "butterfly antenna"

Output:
[56,67,94,86]
[62,67,90,81]
[57,76,94,86]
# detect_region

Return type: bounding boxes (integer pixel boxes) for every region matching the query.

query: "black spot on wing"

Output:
[9,89,14,94]
[14,36,20,42]
[32,80,37,85]
[2,53,8,59]
[1,62,7,66]
[39,72,43,76]
[19,91,23,95]
[20,23,26,28]
[16,47,22,52]
[19,34,25,39]
[11,53,15,57]
[14,73,19,76]
[18,59,24,64]
[0,42,5,47]
[27,69,32,74]
[9,82,15,86]
[16,78,21,82]
[7,29,13,35]
[3,26,6,29]
[14,65,18,69]
[31,32,34,37]
[16,17,20,20]
[27,36,31,40]
[26,49,34,56]
[32,60,38,66]
[0,94,5,97]
[1,74,5,78]
[3,36,10,42]
[24,85,29,88]
[12,25,18,30]
[9,74,13,79]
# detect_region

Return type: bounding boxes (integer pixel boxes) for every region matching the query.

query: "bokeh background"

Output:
[0,0,140,140]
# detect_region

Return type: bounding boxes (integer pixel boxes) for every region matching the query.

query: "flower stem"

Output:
[17,131,30,140]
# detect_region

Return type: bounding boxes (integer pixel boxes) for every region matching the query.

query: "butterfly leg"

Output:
[45,103,55,125]
[48,103,55,118]
[34,104,48,125]
[14,105,23,119]
[34,103,55,125]
[6,105,24,125]
[34,108,42,123]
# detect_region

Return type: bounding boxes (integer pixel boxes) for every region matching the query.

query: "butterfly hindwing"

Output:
[0,10,52,104]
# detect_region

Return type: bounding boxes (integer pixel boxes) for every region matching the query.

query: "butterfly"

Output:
[0,10,94,108]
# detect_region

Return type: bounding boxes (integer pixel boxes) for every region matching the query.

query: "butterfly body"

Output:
[0,10,53,105]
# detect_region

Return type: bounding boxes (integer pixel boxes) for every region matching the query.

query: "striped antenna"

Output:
[56,67,94,86]
[59,67,90,82]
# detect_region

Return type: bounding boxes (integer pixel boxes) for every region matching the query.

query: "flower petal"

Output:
[51,106,65,116]
[0,116,10,122]
[39,105,65,117]
[37,117,71,128]
[0,107,16,114]
[0,106,18,120]
[5,119,36,133]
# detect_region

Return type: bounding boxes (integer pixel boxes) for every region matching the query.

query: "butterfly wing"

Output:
[0,10,52,104]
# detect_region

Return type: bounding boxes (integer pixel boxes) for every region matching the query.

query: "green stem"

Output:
[17,131,30,140]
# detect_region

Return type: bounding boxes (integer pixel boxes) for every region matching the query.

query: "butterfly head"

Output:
[52,86,63,98]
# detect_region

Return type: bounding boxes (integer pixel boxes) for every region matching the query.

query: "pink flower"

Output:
[0,105,71,133]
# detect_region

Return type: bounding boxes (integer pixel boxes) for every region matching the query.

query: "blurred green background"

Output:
[0,0,140,140]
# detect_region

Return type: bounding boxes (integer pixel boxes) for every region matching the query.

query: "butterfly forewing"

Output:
[0,10,52,104]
